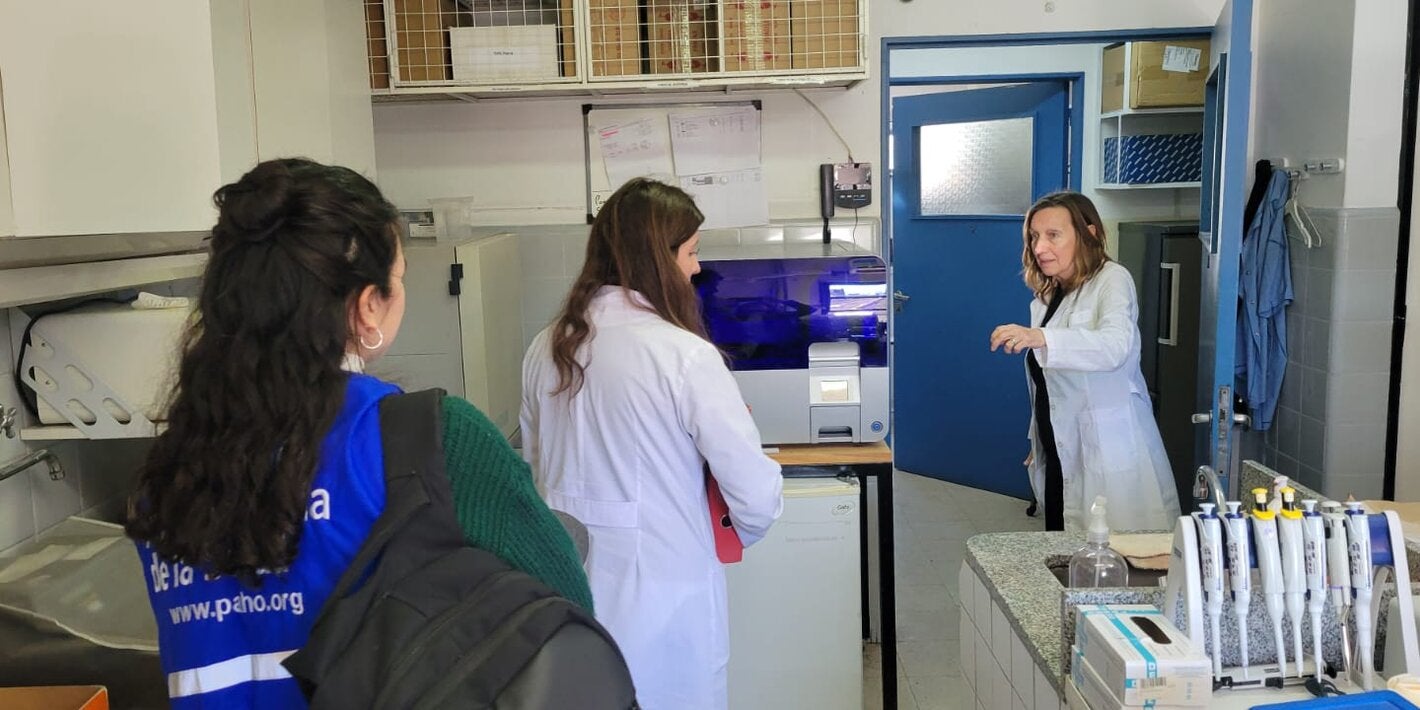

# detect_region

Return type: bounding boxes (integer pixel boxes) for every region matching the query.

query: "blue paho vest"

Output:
[137,374,398,708]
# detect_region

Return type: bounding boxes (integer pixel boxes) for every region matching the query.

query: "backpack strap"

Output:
[320,388,449,606]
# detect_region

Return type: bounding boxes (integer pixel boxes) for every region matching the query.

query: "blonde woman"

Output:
[990,191,1180,532]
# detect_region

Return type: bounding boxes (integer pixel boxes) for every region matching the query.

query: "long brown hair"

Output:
[126,158,401,583]
[1021,191,1111,302]
[549,178,705,395]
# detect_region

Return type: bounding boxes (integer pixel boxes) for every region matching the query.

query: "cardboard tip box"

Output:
[0,686,108,710]
[1074,604,1212,707]
[1101,39,1211,113]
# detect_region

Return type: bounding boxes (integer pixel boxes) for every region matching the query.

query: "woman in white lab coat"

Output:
[521,178,784,710]
[990,192,1180,533]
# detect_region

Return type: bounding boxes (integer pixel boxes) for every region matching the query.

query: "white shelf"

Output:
[373,71,867,102]
[1100,106,1205,119]
[19,426,92,442]
[20,422,166,441]
[0,252,207,309]
[1097,182,1202,190]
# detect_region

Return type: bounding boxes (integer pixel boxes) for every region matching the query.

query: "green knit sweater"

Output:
[440,396,594,611]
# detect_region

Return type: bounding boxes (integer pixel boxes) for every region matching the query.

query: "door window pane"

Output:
[919,117,1033,216]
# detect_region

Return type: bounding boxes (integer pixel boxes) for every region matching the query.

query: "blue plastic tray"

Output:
[1252,690,1418,709]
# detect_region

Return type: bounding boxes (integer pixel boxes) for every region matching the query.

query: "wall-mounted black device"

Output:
[819,162,873,243]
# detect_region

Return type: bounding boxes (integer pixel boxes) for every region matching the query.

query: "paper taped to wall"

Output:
[669,107,761,176]
[680,168,769,229]
[599,118,676,188]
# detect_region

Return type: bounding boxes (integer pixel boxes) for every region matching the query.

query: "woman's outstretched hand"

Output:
[990,324,1045,354]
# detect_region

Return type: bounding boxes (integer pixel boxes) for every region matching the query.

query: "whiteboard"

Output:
[582,101,766,228]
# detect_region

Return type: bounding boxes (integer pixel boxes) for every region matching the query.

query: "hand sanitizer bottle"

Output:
[1068,496,1130,588]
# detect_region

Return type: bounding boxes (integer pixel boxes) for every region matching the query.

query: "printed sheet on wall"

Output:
[590,104,769,229]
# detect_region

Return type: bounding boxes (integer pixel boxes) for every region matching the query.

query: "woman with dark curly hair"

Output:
[127,158,591,709]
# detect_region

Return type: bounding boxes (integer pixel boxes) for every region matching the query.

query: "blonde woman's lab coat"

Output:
[1026,261,1181,532]
[520,286,784,710]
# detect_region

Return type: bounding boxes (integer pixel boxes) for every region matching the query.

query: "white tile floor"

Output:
[862,470,1046,710]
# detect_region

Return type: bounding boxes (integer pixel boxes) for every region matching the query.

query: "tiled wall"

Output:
[0,312,152,554]
[1262,206,1399,500]
[960,562,1062,710]
[515,219,882,353]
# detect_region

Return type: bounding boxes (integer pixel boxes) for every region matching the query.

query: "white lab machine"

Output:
[697,242,889,445]
[725,477,861,710]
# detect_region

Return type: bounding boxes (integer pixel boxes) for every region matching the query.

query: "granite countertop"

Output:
[965,532,1158,693]
[966,461,1420,695]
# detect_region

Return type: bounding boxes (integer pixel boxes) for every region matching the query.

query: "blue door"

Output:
[1195,0,1255,499]
[892,82,1069,498]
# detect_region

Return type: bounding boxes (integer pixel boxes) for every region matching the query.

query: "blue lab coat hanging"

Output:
[1236,168,1294,431]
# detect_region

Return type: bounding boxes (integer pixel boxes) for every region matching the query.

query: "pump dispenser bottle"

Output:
[1069,496,1129,588]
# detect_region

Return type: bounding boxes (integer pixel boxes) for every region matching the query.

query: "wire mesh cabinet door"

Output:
[372,0,584,89]
[365,0,867,93]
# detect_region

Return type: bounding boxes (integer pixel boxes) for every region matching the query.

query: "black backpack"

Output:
[282,389,639,709]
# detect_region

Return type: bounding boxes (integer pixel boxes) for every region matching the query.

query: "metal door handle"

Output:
[893,290,910,313]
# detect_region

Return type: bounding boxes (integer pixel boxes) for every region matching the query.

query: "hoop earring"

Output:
[359,327,384,351]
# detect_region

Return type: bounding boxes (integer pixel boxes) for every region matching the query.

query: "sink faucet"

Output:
[1194,465,1226,514]
[0,449,65,483]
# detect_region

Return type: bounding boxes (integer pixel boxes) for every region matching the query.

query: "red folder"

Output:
[706,468,744,564]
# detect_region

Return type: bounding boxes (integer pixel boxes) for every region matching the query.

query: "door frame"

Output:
[881,28,1215,256]
[880,28,1217,464]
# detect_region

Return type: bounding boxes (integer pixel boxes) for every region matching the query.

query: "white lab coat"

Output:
[1026,261,1181,532]
[521,286,784,710]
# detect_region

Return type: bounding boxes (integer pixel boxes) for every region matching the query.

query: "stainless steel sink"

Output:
[0,607,166,709]
[1047,561,1167,588]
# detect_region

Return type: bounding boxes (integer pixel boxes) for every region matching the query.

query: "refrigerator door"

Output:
[726,478,862,710]
[1158,231,1204,510]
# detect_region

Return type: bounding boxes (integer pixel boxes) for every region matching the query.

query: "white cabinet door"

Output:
[0,2,224,237]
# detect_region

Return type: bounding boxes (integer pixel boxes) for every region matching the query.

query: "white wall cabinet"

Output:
[0,0,376,240]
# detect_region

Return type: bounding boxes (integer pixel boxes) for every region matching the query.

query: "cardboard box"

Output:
[394,0,464,82]
[1103,133,1204,184]
[647,0,717,74]
[558,0,577,77]
[589,0,643,76]
[723,1,791,72]
[790,0,859,70]
[366,1,390,89]
[1071,648,1199,710]
[450,25,560,82]
[1074,605,1211,706]
[1101,42,1126,114]
[1102,40,1211,112]
[0,686,108,710]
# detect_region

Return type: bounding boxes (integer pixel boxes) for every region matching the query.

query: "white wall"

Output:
[1249,0,1354,207]
[1248,0,1409,499]
[372,1,1223,222]
[1344,0,1407,209]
